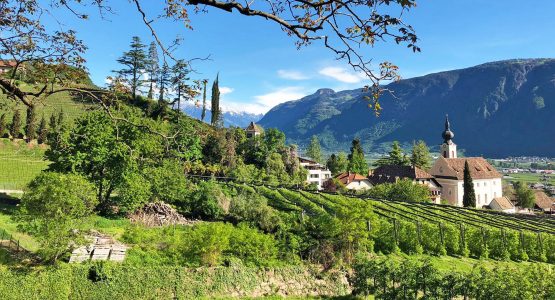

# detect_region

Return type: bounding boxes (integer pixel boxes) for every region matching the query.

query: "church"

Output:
[430,116,503,208]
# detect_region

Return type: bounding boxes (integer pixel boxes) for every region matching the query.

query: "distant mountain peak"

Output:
[259,58,555,157]
[316,88,335,95]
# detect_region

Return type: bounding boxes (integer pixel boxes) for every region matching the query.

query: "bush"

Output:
[189,181,230,220]
[17,172,98,262]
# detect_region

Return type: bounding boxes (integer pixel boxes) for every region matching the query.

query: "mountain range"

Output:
[182,105,262,128]
[258,59,555,157]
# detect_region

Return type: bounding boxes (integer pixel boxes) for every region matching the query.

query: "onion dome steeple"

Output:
[442,114,454,143]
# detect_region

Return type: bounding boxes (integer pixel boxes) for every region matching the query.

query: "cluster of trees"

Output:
[111,37,222,126]
[320,139,433,177]
[0,108,62,144]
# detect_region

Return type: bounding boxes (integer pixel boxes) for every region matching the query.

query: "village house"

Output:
[299,157,332,190]
[245,121,262,138]
[488,196,516,213]
[369,165,442,203]
[533,190,555,214]
[333,172,373,191]
[429,116,503,207]
[0,60,16,74]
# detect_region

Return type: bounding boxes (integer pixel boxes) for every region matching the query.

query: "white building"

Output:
[299,157,332,190]
[430,115,503,207]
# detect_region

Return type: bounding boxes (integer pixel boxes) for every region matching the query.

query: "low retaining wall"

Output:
[0,264,351,299]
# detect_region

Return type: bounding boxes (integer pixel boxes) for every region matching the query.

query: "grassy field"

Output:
[0,139,49,190]
[0,82,94,125]
[503,172,555,185]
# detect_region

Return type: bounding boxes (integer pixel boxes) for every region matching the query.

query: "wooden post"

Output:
[417,221,422,245]
[367,220,372,232]
[392,219,398,245]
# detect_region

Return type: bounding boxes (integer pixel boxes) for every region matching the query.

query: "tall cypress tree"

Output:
[347,138,368,175]
[25,105,37,141]
[37,115,48,144]
[10,110,22,139]
[201,79,208,122]
[116,36,147,99]
[463,160,477,207]
[210,74,221,127]
[146,41,159,99]
[0,113,6,137]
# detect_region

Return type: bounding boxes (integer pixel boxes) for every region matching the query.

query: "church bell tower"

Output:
[441,115,457,158]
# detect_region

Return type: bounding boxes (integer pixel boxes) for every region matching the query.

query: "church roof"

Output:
[245,121,262,132]
[435,157,501,180]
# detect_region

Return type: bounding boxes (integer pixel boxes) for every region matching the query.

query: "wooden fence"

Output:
[0,228,26,253]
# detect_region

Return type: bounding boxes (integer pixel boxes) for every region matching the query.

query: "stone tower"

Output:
[440,115,457,158]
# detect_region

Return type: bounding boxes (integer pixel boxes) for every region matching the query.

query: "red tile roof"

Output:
[335,172,369,185]
[0,60,16,68]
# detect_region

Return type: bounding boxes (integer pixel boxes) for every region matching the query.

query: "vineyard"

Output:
[220,181,555,264]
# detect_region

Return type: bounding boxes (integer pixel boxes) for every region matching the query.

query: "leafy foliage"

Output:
[347,138,367,175]
[17,172,97,262]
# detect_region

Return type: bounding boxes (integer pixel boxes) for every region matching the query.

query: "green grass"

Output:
[0,201,39,252]
[0,139,49,190]
[503,172,555,185]
[0,82,94,124]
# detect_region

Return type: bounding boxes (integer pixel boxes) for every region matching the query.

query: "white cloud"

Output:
[277,69,310,80]
[319,67,365,83]
[219,86,234,95]
[221,86,308,115]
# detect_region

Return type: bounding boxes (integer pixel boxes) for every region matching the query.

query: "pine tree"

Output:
[170,59,192,112]
[0,113,6,137]
[25,105,37,141]
[158,62,171,102]
[347,138,368,175]
[37,116,48,144]
[410,140,431,170]
[201,79,208,122]
[463,160,477,207]
[146,42,159,99]
[10,110,22,139]
[116,36,147,99]
[327,152,348,175]
[210,74,221,127]
[374,141,410,167]
[306,135,322,163]
[57,110,65,128]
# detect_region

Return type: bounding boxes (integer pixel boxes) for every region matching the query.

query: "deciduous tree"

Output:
[17,172,97,262]
[306,135,322,163]
[514,181,535,208]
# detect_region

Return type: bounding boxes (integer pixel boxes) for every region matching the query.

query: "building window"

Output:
[484,182,487,186]
[484,194,488,203]
[478,194,481,202]
[443,151,447,157]
[494,192,497,198]
[310,174,319,179]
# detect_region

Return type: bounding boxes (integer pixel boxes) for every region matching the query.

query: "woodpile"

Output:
[128,202,196,227]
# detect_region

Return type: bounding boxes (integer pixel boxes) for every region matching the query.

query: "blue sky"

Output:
[42,1,555,114]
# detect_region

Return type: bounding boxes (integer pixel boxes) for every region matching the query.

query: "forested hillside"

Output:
[259,59,555,157]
